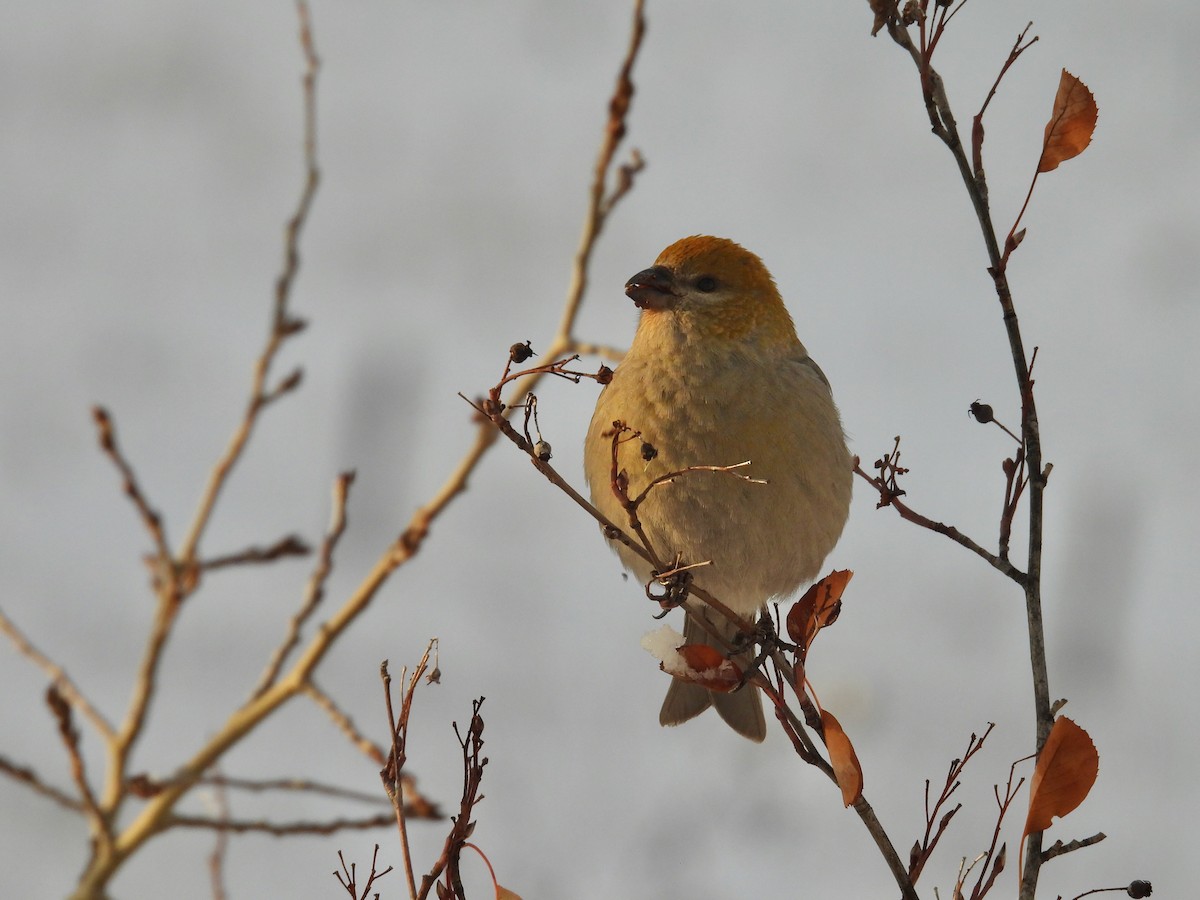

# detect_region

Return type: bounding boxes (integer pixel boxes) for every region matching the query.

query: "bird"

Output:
[584,235,852,742]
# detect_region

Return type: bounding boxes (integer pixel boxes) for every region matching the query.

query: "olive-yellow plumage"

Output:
[584,236,852,742]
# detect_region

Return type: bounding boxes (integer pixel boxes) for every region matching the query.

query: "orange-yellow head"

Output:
[624,235,798,346]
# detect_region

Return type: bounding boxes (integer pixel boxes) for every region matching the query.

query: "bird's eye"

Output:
[696,275,718,293]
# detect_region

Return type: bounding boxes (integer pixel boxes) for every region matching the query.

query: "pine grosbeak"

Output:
[585,235,852,742]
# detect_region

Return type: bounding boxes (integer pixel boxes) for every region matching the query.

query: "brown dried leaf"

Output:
[1022,716,1099,838]
[1038,70,1098,173]
[867,0,894,36]
[787,569,853,650]
[669,644,743,693]
[822,708,864,807]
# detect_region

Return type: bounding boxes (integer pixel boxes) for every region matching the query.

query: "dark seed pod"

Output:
[509,340,534,363]
[969,400,994,424]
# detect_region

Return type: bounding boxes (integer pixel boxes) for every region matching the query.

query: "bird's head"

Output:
[625,235,797,345]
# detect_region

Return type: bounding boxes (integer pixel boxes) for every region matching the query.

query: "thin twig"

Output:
[67,10,323,896]
[968,753,1026,900]
[90,406,172,563]
[195,775,392,808]
[0,753,84,811]
[176,0,320,568]
[45,687,109,845]
[1041,832,1107,863]
[972,24,1037,181]
[335,844,394,899]
[416,699,488,900]
[171,813,396,835]
[200,534,312,571]
[207,771,230,900]
[0,606,115,741]
[554,0,646,348]
[305,680,388,766]
[910,724,995,884]
[381,657,418,900]
[854,460,1026,583]
[252,471,355,699]
[875,13,1054,899]
[69,2,648,894]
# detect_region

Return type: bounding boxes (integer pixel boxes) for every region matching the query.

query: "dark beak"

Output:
[624,265,678,310]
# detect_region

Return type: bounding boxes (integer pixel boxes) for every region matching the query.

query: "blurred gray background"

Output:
[2,1,1195,897]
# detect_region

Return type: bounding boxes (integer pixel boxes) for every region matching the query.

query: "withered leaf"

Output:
[1038,70,1098,173]
[822,708,864,807]
[668,643,743,693]
[1023,716,1099,837]
[787,569,853,651]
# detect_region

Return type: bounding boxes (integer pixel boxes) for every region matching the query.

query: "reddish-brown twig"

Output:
[908,723,995,884]
[854,453,1026,583]
[415,699,488,900]
[334,844,393,899]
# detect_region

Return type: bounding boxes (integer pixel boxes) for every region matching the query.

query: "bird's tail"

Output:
[659,613,766,742]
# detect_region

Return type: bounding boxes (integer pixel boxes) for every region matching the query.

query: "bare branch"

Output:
[200,534,312,572]
[1041,832,1107,863]
[854,458,1026,583]
[0,753,84,811]
[45,687,109,845]
[553,0,646,349]
[416,699,488,900]
[334,844,393,899]
[171,813,396,836]
[305,680,388,766]
[207,772,230,900]
[253,472,355,699]
[175,0,320,568]
[195,775,393,808]
[0,605,115,740]
[910,724,995,884]
[90,406,172,563]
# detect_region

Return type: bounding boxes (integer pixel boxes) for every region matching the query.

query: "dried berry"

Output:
[596,364,613,385]
[641,441,658,461]
[969,400,994,424]
[534,440,552,461]
[509,340,534,363]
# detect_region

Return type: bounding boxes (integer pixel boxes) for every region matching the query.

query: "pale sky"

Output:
[2,1,1195,897]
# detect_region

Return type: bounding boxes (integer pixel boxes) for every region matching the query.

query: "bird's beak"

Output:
[625,266,678,310]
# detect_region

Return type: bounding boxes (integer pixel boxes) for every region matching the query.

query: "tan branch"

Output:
[175,0,319,568]
[252,472,355,699]
[0,605,115,740]
[304,680,387,766]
